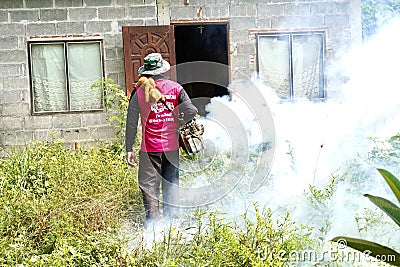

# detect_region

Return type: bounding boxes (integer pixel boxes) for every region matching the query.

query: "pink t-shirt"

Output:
[136,79,181,152]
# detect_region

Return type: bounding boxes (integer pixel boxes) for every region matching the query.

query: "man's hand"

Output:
[126,151,138,167]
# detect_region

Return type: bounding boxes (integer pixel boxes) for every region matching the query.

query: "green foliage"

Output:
[362,0,400,40]
[132,205,314,267]
[0,138,316,266]
[0,139,142,266]
[331,168,400,266]
[91,78,129,151]
[305,173,340,243]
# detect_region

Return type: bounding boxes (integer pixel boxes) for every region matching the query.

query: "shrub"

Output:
[131,205,314,266]
[332,168,400,266]
[0,138,142,266]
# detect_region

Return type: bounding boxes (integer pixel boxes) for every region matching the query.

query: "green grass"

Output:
[0,138,142,266]
[0,139,315,266]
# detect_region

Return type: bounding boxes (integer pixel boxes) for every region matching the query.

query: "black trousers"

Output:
[138,150,179,223]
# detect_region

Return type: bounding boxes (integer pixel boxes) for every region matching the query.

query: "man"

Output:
[125,53,198,225]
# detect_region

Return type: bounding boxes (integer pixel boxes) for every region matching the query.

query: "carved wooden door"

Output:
[122,25,176,96]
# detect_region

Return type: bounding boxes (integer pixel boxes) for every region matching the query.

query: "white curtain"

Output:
[31,43,68,112]
[292,34,322,99]
[258,35,291,99]
[68,42,103,111]
[258,34,323,100]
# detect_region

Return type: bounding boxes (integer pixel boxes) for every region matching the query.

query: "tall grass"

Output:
[0,138,143,266]
[0,137,316,266]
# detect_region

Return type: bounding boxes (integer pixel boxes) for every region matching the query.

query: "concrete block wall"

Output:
[0,0,361,152]
[170,0,361,80]
[0,0,158,152]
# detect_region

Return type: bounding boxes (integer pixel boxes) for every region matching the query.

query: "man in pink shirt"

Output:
[125,53,197,225]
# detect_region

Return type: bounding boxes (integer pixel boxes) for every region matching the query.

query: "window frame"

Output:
[28,37,106,115]
[256,30,326,101]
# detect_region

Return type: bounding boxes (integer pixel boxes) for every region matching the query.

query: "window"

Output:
[257,31,325,100]
[28,39,104,114]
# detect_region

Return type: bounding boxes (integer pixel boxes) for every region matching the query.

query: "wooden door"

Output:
[122,25,176,96]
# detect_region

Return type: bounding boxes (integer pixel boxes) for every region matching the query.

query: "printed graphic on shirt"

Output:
[148,101,175,124]
[150,101,174,113]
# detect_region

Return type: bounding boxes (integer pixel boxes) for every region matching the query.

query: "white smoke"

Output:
[199,17,400,249]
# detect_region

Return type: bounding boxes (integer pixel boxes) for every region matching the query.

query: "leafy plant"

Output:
[0,139,143,266]
[362,0,400,40]
[91,78,130,151]
[332,168,400,266]
[132,205,314,266]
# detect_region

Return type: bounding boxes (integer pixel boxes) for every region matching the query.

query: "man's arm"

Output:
[125,92,140,152]
[178,88,198,123]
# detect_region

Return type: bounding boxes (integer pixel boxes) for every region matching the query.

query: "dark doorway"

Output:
[174,24,229,115]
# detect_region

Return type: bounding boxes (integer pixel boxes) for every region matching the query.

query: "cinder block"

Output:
[0,90,21,105]
[230,29,250,43]
[33,129,57,141]
[40,9,68,21]
[1,77,28,90]
[51,114,81,128]
[118,19,145,28]
[170,6,197,19]
[55,0,83,8]
[81,113,109,127]
[0,64,21,77]
[0,24,25,37]
[324,14,349,27]
[24,115,53,130]
[103,34,123,48]
[60,128,90,142]
[106,73,119,85]
[0,37,18,50]
[0,11,8,23]
[336,2,351,15]
[0,50,26,63]
[202,5,229,18]
[69,8,97,21]
[128,6,156,18]
[105,59,125,74]
[257,3,284,17]
[116,47,124,59]
[89,125,116,139]
[230,4,246,17]
[86,21,113,33]
[237,42,255,55]
[0,0,23,9]
[27,23,57,36]
[256,18,272,28]
[10,10,40,22]
[284,3,310,16]
[0,131,14,146]
[56,22,85,35]
[144,19,157,26]
[1,117,24,131]
[26,0,53,8]
[310,2,336,15]
[85,0,112,6]
[272,15,324,29]
[98,7,126,20]
[105,48,117,59]
[246,4,256,16]
[1,103,29,116]
[230,17,256,30]
[15,130,34,146]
